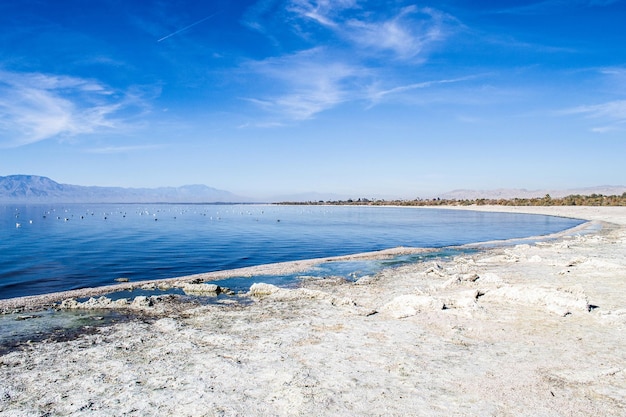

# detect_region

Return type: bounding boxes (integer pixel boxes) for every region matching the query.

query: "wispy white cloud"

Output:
[243,48,366,120]
[560,100,626,132]
[0,70,150,147]
[244,52,480,120]
[598,66,626,95]
[283,2,455,60]
[600,67,626,76]
[563,100,626,119]
[591,125,620,133]
[342,6,452,60]
[366,75,480,107]
[287,0,357,28]
[241,1,461,121]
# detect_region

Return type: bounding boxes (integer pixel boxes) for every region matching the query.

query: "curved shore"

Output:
[0,245,436,314]
[1,206,625,416]
[0,207,592,313]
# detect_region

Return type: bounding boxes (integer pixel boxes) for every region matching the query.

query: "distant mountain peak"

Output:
[0,175,251,203]
[437,186,626,200]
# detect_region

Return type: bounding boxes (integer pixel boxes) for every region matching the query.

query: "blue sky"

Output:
[1,0,625,199]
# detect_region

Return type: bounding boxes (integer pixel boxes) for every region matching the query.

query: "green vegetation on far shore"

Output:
[277,193,626,207]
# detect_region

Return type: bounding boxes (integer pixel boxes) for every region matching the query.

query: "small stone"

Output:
[182,283,221,295]
[355,275,376,285]
[131,296,154,308]
[248,283,280,297]
[59,299,80,309]
[459,273,480,282]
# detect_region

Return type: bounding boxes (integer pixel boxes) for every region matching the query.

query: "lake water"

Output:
[0,204,584,300]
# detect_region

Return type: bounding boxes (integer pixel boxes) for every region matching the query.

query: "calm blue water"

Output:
[0,204,583,300]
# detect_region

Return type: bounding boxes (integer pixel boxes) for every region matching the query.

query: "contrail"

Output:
[157,13,217,42]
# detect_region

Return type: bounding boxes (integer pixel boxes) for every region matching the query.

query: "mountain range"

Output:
[0,175,249,203]
[436,186,626,200]
[1,175,625,203]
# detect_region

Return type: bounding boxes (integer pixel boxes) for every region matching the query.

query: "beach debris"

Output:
[459,273,480,282]
[355,275,376,285]
[248,283,281,297]
[181,283,221,296]
[481,285,591,316]
[441,272,480,288]
[381,294,445,319]
[59,297,124,309]
[424,262,446,276]
[330,296,357,307]
[15,314,38,321]
[57,295,163,310]
[140,282,174,291]
[566,257,588,267]
[442,289,483,310]
[451,257,477,273]
[131,296,153,308]
[503,249,521,263]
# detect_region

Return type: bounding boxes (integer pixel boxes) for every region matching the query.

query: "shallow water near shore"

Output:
[0,308,138,355]
[1,204,583,300]
[0,247,473,353]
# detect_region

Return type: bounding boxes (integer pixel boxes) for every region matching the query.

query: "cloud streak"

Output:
[366,75,481,107]
[0,70,148,148]
[560,100,626,132]
[157,13,217,42]
[243,48,365,120]
[342,6,453,60]
[284,1,455,60]
[241,1,460,121]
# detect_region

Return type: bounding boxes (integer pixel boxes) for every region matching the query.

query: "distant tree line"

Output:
[277,193,626,207]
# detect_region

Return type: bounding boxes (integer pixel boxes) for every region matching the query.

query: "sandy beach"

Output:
[1,206,625,416]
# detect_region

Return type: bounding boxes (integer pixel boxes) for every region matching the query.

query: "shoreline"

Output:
[0,246,437,314]
[1,206,625,416]
[0,206,593,313]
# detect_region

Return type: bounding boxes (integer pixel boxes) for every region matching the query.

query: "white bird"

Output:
[15,223,21,228]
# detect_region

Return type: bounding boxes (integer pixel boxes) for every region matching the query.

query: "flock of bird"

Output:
[11,206,279,229]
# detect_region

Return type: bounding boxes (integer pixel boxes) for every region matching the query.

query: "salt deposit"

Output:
[1,206,625,416]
